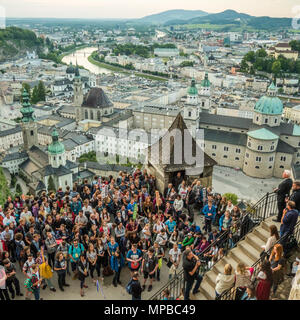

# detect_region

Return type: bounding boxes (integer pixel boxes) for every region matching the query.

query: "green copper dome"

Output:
[254,82,283,115]
[20,88,35,123]
[187,79,198,96]
[201,73,211,88]
[48,128,65,155]
[66,62,76,74]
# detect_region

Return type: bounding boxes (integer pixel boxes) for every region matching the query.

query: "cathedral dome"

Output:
[82,87,113,108]
[254,83,283,115]
[66,62,76,74]
[48,128,65,155]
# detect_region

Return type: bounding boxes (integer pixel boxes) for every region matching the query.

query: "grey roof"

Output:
[276,139,296,154]
[80,161,132,173]
[73,169,94,181]
[0,126,22,137]
[204,129,248,146]
[43,164,72,177]
[62,138,78,151]
[65,160,78,170]
[53,79,73,86]
[28,145,49,167]
[200,113,252,130]
[19,158,40,175]
[1,151,28,162]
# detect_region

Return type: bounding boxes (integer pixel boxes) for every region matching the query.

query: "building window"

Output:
[258,146,263,151]
[269,156,274,161]
[255,166,260,169]
[274,118,278,124]
[224,146,229,151]
[280,165,284,169]
[212,153,216,157]
[246,153,249,158]
[65,181,67,185]
[280,156,286,162]
[269,166,272,169]
[264,118,268,124]
[30,130,34,136]
[236,148,241,153]
[212,145,217,150]
[188,111,192,117]
[285,136,289,139]
[223,155,228,158]
[245,162,248,165]
[235,157,239,160]
[256,157,262,162]
[256,117,259,121]
[270,146,275,151]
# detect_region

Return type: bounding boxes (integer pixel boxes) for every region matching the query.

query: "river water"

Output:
[62,47,112,75]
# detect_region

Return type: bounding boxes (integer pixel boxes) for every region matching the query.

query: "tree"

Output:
[223,193,238,205]
[47,176,56,192]
[30,86,39,104]
[0,167,11,206]
[272,60,281,77]
[37,81,46,102]
[10,174,17,188]
[15,183,22,196]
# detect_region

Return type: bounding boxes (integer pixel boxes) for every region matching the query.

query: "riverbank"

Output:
[58,44,91,63]
[88,54,168,81]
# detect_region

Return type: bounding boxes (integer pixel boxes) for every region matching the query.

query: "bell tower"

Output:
[20,88,38,150]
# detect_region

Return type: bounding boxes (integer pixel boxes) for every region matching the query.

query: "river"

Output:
[62,47,112,75]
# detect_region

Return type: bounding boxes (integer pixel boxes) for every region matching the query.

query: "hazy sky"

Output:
[2,0,300,19]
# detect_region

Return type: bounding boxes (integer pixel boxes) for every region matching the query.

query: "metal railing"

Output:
[149,192,278,300]
[217,219,300,300]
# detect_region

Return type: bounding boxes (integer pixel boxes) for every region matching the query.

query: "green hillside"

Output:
[0,26,44,62]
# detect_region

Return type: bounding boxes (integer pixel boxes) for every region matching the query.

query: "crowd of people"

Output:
[0,168,299,301]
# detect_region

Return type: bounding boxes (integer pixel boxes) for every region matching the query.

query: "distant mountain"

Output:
[138,9,208,24]
[165,9,292,30]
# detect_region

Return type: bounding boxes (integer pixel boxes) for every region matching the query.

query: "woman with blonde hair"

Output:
[215,263,235,299]
[269,243,285,295]
[234,262,253,300]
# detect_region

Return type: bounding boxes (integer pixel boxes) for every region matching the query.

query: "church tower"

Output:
[199,72,211,112]
[73,65,83,107]
[20,88,38,150]
[48,128,66,168]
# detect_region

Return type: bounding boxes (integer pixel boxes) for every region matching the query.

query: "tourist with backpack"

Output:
[127,271,142,300]
[30,264,43,300]
[68,239,84,278]
[141,247,158,292]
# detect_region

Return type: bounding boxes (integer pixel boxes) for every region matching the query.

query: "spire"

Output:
[48,127,65,155]
[20,88,35,123]
[201,72,211,88]
[187,78,198,96]
[267,81,277,97]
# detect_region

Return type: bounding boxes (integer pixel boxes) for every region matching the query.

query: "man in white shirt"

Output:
[20,207,32,223]
[3,212,16,227]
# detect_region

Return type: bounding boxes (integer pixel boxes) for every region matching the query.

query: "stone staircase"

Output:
[194,216,281,300]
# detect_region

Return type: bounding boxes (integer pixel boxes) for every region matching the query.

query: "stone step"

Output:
[203,270,218,288]
[196,279,215,300]
[238,241,261,262]
[228,246,257,267]
[245,232,266,252]
[253,226,269,242]
[195,287,211,300]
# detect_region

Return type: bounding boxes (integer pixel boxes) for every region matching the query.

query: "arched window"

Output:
[84,109,88,119]
[97,111,101,121]
[90,110,94,120]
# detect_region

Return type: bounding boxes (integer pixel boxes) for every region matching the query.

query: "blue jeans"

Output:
[184,274,203,300]
[33,287,40,300]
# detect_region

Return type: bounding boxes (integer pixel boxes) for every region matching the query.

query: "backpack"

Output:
[24,277,33,289]
[15,241,24,259]
[126,279,134,294]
